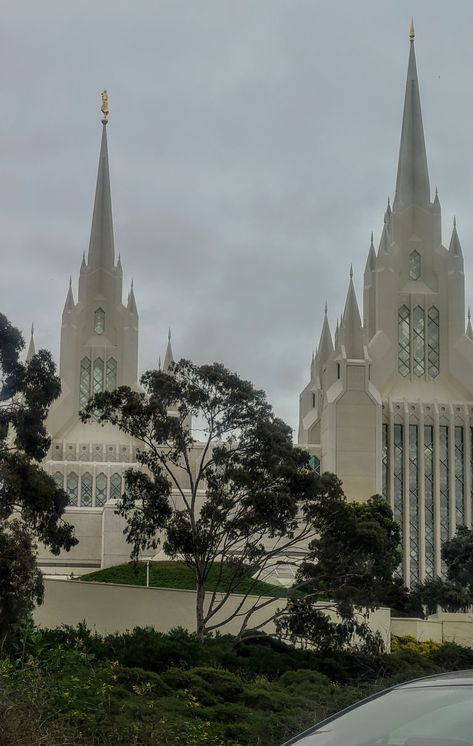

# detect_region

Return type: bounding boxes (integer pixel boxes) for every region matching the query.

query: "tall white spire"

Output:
[316,303,334,372]
[87,113,115,269]
[163,328,174,372]
[394,21,430,209]
[342,271,364,359]
[26,324,35,362]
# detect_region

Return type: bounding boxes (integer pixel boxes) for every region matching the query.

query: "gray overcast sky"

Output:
[2,1,473,432]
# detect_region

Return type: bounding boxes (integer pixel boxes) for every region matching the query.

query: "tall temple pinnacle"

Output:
[26,324,35,362]
[163,328,174,372]
[87,97,115,270]
[394,24,430,209]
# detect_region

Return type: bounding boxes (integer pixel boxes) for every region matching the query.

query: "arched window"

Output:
[94,308,105,334]
[81,472,93,507]
[79,357,91,409]
[67,472,78,506]
[93,358,104,394]
[95,472,107,507]
[412,305,425,377]
[409,250,421,280]
[398,305,410,377]
[106,358,117,391]
[53,471,64,489]
[428,306,440,378]
[110,472,122,500]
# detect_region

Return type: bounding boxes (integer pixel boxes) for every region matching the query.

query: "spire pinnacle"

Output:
[394,28,430,209]
[101,90,109,125]
[63,278,75,312]
[349,264,353,280]
[87,110,115,269]
[449,218,463,258]
[163,329,174,372]
[342,274,364,358]
[324,300,328,316]
[316,309,334,371]
[467,307,473,341]
[127,280,138,315]
[409,17,415,42]
[26,323,35,362]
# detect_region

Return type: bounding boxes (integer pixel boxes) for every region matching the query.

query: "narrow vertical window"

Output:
[424,425,435,580]
[455,426,465,527]
[94,308,105,334]
[93,358,104,393]
[79,357,91,409]
[428,306,440,378]
[382,423,389,501]
[53,471,64,490]
[439,425,449,573]
[398,306,410,377]
[67,472,78,506]
[412,305,425,377]
[409,250,421,280]
[106,358,117,391]
[81,472,93,507]
[95,472,108,507]
[110,473,122,500]
[308,455,320,475]
[393,424,404,552]
[409,425,419,585]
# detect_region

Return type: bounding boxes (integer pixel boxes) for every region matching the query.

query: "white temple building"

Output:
[299,25,473,586]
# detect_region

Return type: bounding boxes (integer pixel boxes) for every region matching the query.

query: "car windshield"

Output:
[291,685,473,746]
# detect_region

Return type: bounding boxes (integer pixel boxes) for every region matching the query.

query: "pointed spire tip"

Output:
[349,264,353,280]
[409,17,415,42]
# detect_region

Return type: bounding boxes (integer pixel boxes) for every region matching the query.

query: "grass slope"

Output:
[81,560,291,598]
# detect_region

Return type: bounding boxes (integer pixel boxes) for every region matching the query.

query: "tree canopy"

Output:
[0,313,76,637]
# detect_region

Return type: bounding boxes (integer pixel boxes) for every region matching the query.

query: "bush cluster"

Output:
[2,624,473,745]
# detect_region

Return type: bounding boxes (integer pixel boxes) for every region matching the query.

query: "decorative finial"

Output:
[31,323,34,336]
[131,278,134,289]
[69,275,72,288]
[370,231,374,245]
[158,355,162,370]
[168,327,171,342]
[409,18,415,42]
[454,215,457,229]
[349,264,353,280]
[324,300,328,316]
[101,90,109,124]
[468,307,471,322]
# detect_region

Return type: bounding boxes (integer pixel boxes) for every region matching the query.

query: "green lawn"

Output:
[81,560,292,598]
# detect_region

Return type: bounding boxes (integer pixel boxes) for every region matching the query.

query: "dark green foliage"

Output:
[0,313,76,637]
[82,359,327,640]
[443,525,473,590]
[280,495,402,651]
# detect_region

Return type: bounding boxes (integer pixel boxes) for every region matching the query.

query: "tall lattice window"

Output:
[424,425,435,580]
[308,455,320,475]
[409,250,421,280]
[455,426,465,527]
[106,358,117,391]
[80,357,91,409]
[393,424,404,561]
[409,425,419,585]
[81,472,93,507]
[412,305,425,377]
[398,306,410,377]
[93,358,104,394]
[382,424,389,501]
[67,472,78,506]
[53,471,64,490]
[94,308,105,334]
[428,307,440,378]
[439,425,449,573]
[110,473,123,500]
[95,472,107,507]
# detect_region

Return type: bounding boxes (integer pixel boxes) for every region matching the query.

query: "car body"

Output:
[282,670,473,746]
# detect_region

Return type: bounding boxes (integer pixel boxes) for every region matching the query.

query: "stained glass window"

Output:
[424,425,435,580]
[93,358,104,394]
[81,472,93,508]
[398,306,410,377]
[409,425,419,585]
[95,472,107,507]
[80,357,91,409]
[439,425,449,574]
[106,358,117,391]
[67,472,78,506]
[382,424,389,501]
[428,307,440,378]
[412,305,425,377]
[455,426,465,526]
[94,308,105,334]
[409,250,421,280]
[53,471,64,490]
[110,473,122,500]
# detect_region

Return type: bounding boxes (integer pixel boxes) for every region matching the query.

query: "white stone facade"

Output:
[298,32,473,586]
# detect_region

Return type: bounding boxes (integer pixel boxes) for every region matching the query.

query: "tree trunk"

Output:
[196,581,206,642]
